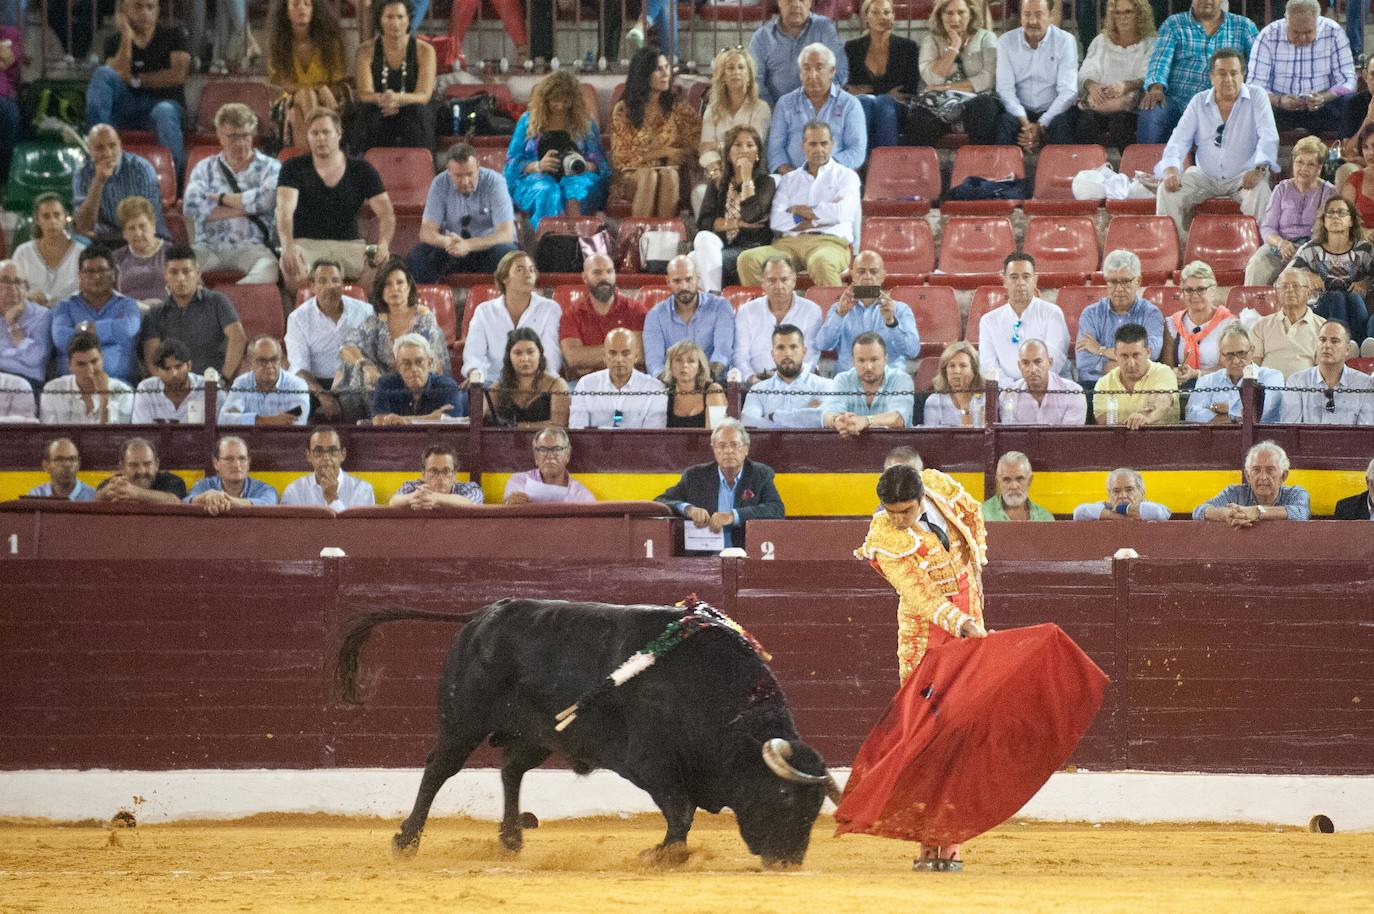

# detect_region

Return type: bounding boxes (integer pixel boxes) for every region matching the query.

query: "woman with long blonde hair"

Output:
[504,70,609,230]
[909,0,1001,145]
[1075,0,1156,149]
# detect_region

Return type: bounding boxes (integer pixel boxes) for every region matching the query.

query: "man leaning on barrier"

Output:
[1192,440,1310,525]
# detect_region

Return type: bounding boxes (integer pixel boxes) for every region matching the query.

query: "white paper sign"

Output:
[520,479,572,503]
[683,523,727,552]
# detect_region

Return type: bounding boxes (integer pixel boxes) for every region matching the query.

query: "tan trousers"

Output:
[736,234,852,286]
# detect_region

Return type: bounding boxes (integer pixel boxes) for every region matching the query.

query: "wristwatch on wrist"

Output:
[130,75,141,88]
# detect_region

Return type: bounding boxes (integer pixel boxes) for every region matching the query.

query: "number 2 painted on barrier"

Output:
[760,541,775,560]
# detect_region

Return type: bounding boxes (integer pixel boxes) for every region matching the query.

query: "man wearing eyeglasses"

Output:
[388,443,483,509]
[408,142,519,284]
[281,427,376,510]
[977,252,1070,383]
[1075,249,1165,396]
[1333,457,1374,519]
[218,335,311,426]
[1193,440,1309,524]
[1280,320,1374,424]
[1185,322,1285,423]
[1248,0,1356,137]
[503,426,595,505]
[1157,47,1278,241]
[49,244,142,383]
[655,418,784,551]
[1251,267,1327,379]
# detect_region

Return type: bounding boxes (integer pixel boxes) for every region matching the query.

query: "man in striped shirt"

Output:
[1248,0,1356,135]
[1138,0,1258,144]
[71,124,167,245]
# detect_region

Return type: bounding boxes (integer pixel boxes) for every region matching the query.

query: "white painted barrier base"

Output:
[2,769,1371,831]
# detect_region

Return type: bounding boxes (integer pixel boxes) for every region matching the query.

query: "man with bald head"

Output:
[814,250,920,373]
[72,124,167,244]
[559,253,647,380]
[568,327,668,428]
[1001,339,1088,424]
[27,438,96,501]
[1280,321,1374,424]
[642,255,735,379]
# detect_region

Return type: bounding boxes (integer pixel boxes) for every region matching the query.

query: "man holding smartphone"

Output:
[218,336,311,426]
[813,250,921,374]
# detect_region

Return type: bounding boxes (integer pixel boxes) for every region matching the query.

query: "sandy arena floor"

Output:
[2,812,1372,914]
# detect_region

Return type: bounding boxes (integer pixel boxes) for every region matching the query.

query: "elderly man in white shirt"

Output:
[284,259,371,421]
[736,120,860,289]
[741,323,833,428]
[978,253,1071,382]
[994,0,1079,150]
[568,327,669,429]
[1280,320,1374,424]
[1157,47,1279,240]
[281,427,376,510]
[733,255,822,383]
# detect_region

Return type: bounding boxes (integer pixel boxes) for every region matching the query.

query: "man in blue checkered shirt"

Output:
[1248,0,1357,136]
[1137,0,1258,144]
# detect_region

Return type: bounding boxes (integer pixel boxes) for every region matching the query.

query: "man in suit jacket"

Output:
[655,418,785,550]
[1334,459,1374,519]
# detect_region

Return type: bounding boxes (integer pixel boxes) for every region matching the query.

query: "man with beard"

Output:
[822,332,914,437]
[981,450,1054,522]
[733,257,822,384]
[139,245,245,380]
[741,324,833,428]
[27,438,96,501]
[133,338,205,424]
[568,327,669,429]
[95,437,186,503]
[1092,323,1180,427]
[643,256,735,379]
[1000,339,1088,425]
[559,254,648,381]
[1193,440,1310,524]
[281,427,375,509]
[219,336,311,426]
[186,435,278,513]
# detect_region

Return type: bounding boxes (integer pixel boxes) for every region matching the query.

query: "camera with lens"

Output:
[560,151,588,176]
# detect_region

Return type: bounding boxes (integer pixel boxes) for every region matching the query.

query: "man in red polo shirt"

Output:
[559,253,647,380]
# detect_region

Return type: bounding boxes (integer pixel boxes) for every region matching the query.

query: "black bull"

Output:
[335,598,841,866]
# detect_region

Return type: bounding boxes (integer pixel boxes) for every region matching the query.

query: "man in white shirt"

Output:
[736,120,860,288]
[0,371,38,422]
[741,324,834,428]
[1157,48,1279,240]
[40,332,134,424]
[568,327,668,429]
[284,258,371,421]
[1072,468,1172,520]
[219,336,311,425]
[733,256,822,383]
[994,0,1079,149]
[281,427,376,510]
[977,253,1070,382]
[133,338,205,423]
[1281,320,1374,424]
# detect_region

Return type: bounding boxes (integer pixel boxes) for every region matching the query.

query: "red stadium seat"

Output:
[294,284,366,306]
[929,216,1015,289]
[943,145,1026,215]
[184,144,218,189]
[365,212,424,255]
[223,283,286,340]
[364,147,436,215]
[1227,286,1280,317]
[537,215,606,240]
[1106,144,1182,215]
[552,283,588,314]
[805,286,846,321]
[862,216,935,281]
[1179,214,1261,285]
[722,285,763,310]
[635,286,671,310]
[1054,286,1108,339]
[862,147,940,216]
[1143,285,1185,315]
[123,141,177,208]
[1348,356,1374,372]
[278,146,307,162]
[193,81,276,145]
[418,284,457,343]
[914,354,941,391]
[964,286,1010,344]
[1022,216,1098,286]
[1196,197,1243,214]
[610,83,626,111]
[474,146,507,172]
[890,284,961,356]
[163,211,189,245]
[1024,145,1108,215]
[1099,215,1180,284]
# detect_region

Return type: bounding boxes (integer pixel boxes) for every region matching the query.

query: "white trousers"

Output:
[1156,166,1272,241]
[193,242,280,285]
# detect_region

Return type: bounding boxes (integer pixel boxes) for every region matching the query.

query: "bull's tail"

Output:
[334,608,481,705]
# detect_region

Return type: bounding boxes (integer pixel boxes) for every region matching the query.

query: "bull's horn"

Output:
[761,739,844,805]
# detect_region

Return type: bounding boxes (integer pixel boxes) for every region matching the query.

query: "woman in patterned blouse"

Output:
[609,47,702,218]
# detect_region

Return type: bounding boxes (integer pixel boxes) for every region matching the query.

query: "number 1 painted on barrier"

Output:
[644,539,654,559]
[7,533,17,555]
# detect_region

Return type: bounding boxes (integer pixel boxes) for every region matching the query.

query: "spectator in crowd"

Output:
[823,332,914,435]
[276,108,394,289]
[504,426,596,505]
[51,245,142,383]
[73,125,168,245]
[643,256,734,379]
[696,48,773,217]
[1345,57,1374,142]
[910,0,1000,146]
[0,371,37,421]
[139,244,247,378]
[1185,322,1285,423]
[1289,196,1374,346]
[624,0,678,60]
[183,102,282,285]
[1253,268,1328,379]
[994,0,1078,150]
[409,143,520,284]
[11,194,83,306]
[1249,0,1355,136]
[281,426,376,509]
[285,259,371,421]
[981,450,1054,521]
[353,0,438,152]
[1076,0,1156,149]
[884,444,923,472]
[267,0,348,147]
[481,327,570,428]
[1076,250,1165,390]
[568,327,669,428]
[41,332,134,423]
[0,260,50,393]
[737,121,860,289]
[1194,439,1310,523]
[504,70,609,231]
[1157,48,1278,241]
[114,196,168,306]
[814,251,920,373]
[844,0,919,151]
[337,258,449,421]
[132,338,205,424]
[1072,467,1170,520]
[1341,119,1374,225]
[1163,260,1235,388]
[923,341,986,427]
[1282,320,1374,423]
[741,323,834,428]
[559,254,648,381]
[1333,456,1374,519]
[733,257,822,382]
[389,442,484,508]
[85,0,189,176]
[979,253,1070,382]
[750,0,848,107]
[462,251,562,382]
[187,435,279,512]
[27,438,96,500]
[94,437,186,503]
[1244,136,1334,287]
[450,0,530,64]
[1003,338,1089,425]
[661,339,727,429]
[655,417,784,549]
[770,44,866,173]
[372,333,466,425]
[1093,322,1181,426]
[1138,0,1257,144]
[693,125,776,292]
[609,48,702,218]
[0,21,16,187]
[220,336,311,425]
[199,0,260,75]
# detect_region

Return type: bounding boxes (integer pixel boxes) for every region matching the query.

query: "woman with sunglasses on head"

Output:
[1289,196,1374,347]
[694,47,771,217]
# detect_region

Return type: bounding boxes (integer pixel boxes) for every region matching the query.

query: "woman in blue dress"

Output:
[504,70,609,230]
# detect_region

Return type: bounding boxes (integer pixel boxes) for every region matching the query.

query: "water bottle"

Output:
[185,385,205,424]
[999,389,1016,424]
[613,408,624,428]
[1105,394,1119,426]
